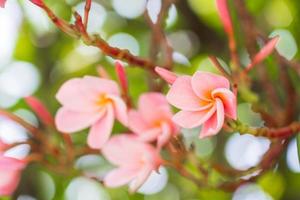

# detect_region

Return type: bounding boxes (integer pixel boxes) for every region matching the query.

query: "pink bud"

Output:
[245,36,280,72]
[115,61,128,95]
[155,67,177,85]
[25,96,54,127]
[0,0,6,8]
[97,66,111,79]
[216,0,234,37]
[29,0,44,7]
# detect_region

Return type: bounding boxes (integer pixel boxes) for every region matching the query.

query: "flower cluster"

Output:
[52,62,237,192]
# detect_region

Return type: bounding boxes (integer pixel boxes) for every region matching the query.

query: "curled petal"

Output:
[172,105,216,129]
[167,76,209,111]
[200,98,225,138]
[157,122,171,149]
[129,165,153,193]
[55,108,103,133]
[87,105,114,149]
[109,95,128,126]
[212,88,236,119]
[104,167,139,188]
[191,71,230,101]
[155,67,177,84]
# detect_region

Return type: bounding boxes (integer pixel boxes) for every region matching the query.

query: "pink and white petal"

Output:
[0,171,20,196]
[56,78,97,112]
[212,88,237,119]
[128,110,149,133]
[0,155,26,171]
[167,76,209,111]
[136,127,162,142]
[102,135,151,166]
[191,71,230,100]
[157,122,171,149]
[55,107,103,133]
[129,165,153,193]
[87,105,114,149]
[83,76,120,96]
[109,95,128,126]
[104,167,139,188]
[199,98,225,138]
[172,105,216,129]
[138,93,173,124]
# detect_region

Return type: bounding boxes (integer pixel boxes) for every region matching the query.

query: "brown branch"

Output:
[83,0,92,29]
[208,56,232,80]
[228,120,300,139]
[35,1,164,72]
[233,0,282,114]
[0,109,40,138]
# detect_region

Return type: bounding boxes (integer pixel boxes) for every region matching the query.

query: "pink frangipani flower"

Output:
[158,69,236,138]
[55,76,128,149]
[128,92,178,148]
[0,155,26,196]
[102,134,162,193]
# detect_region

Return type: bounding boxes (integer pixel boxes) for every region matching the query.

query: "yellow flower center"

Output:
[96,94,112,107]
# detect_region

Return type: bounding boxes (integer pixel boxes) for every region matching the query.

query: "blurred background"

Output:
[1,0,300,199]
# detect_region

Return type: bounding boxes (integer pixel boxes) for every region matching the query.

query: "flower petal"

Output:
[191,71,230,101]
[104,167,139,188]
[83,76,120,96]
[167,76,209,111]
[55,107,103,133]
[157,122,171,149]
[200,98,225,138]
[136,128,162,142]
[139,92,173,124]
[102,135,159,167]
[109,95,128,126]
[172,105,216,129]
[56,78,97,112]
[129,165,153,193]
[128,110,149,133]
[87,105,114,149]
[212,88,237,119]
[0,171,21,196]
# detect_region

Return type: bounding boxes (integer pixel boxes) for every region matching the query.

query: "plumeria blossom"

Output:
[128,92,178,148]
[0,155,26,196]
[156,67,237,138]
[55,76,128,149]
[102,134,162,193]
